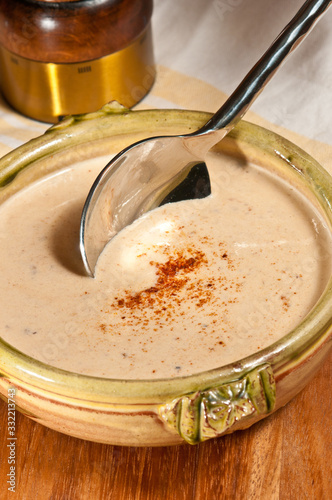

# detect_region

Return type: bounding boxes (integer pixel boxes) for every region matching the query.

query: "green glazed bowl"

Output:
[0,103,332,446]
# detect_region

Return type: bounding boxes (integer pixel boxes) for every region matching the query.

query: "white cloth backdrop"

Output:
[151,0,332,144]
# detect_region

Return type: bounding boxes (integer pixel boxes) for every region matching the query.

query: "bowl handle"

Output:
[159,363,276,445]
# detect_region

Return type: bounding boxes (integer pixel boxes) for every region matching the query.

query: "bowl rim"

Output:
[1,104,332,404]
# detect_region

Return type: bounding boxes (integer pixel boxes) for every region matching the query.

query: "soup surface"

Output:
[0,150,331,378]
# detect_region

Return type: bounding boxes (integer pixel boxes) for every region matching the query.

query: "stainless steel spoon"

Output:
[80,0,332,277]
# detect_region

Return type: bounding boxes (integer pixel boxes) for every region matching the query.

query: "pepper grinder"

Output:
[0,0,155,123]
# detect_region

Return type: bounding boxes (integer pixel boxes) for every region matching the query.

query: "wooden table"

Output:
[0,354,331,500]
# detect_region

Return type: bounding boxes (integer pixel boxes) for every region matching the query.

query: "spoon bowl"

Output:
[80,133,219,276]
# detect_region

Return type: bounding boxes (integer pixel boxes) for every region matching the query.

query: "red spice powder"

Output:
[115,249,208,311]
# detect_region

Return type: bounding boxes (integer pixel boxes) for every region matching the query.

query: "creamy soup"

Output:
[0,151,331,379]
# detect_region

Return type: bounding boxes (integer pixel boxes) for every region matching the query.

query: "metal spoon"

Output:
[80,0,332,277]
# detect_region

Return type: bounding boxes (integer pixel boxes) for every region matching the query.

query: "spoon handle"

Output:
[197,0,332,136]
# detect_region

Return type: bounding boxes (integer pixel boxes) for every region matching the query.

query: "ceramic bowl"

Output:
[0,103,332,446]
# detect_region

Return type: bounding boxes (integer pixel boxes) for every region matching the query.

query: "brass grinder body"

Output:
[0,0,155,123]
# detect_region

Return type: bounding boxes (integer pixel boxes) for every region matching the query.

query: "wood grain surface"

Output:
[0,353,331,500]
[0,0,153,62]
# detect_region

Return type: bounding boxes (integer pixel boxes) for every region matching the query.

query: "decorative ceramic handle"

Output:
[159,364,276,445]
